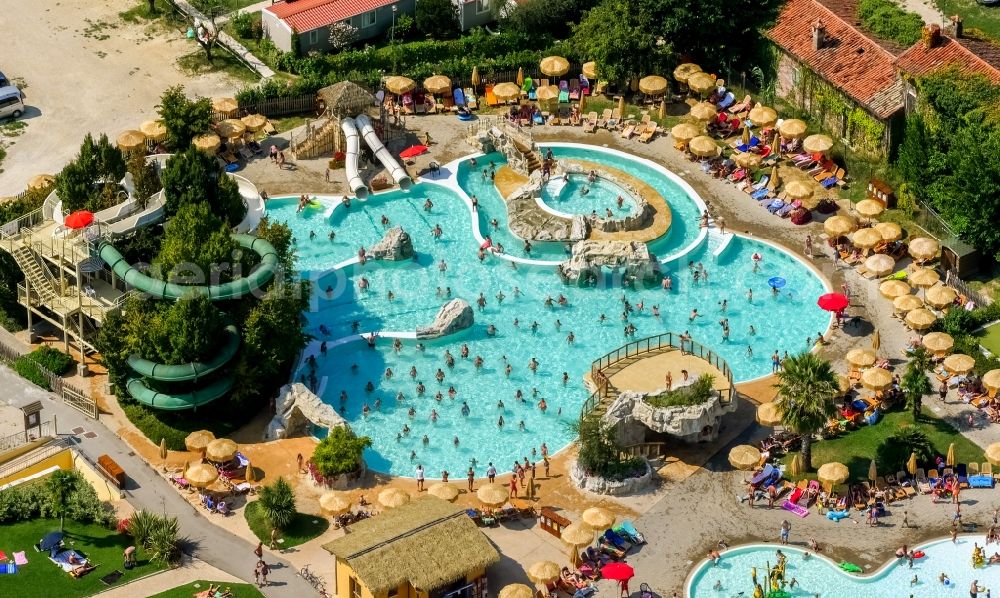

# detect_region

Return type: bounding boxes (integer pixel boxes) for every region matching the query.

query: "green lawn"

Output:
[0,519,165,598]
[980,321,1000,356]
[149,579,264,598]
[243,501,329,549]
[781,408,984,482]
[936,0,1000,41]
[176,49,258,84]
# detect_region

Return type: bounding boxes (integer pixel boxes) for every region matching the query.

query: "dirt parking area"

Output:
[0,0,246,195]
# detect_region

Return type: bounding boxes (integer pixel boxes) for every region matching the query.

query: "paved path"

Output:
[0,363,318,597]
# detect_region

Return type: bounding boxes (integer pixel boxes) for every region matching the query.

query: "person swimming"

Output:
[461,402,470,416]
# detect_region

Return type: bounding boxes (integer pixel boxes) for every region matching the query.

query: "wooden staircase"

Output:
[11,246,57,303]
[292,118,340,160]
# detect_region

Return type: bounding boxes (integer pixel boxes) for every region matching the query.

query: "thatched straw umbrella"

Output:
[217,118,246,140]
[861,367,892,391]
[784,180,814,201]
[581,507,615,530]
[909,237,941,262]
[879,279,911,299]
[673,63,702,83]
[778,119,807,139]
[853,228,883,250]
[639,75,668,96]
[27,174,55,190]
[984,369,1000,393]
[864,253,895,277]
[242,114,268,132]
[875,221,902,242]
[688,135,719,158]
[868,459,878,482]
[540,56,570,77]
[838,375,852,395]
[894,294,924,313]
[922,332,954,354]
[846,348,877,368]
[905,308,937,330]
[212,97,238,115]
[907,452,918,475]
[528,561,561,584]
[687,72,716,94]
[909,268,940,289]
[756,402,783,427]
[378,488,411,509]
[500,585,534,598]
[671,122,701,142]
[205,438,238,463]
[384,76,416,95]
[925,285,958,309]
[471,66,481,88]
[423,75,452,95]
[193,133,221,153]
[476,483,508,506]
[944,354,975,375]
[734,152,763,169]
[185,430,215,454]
[728,445,761,470]
[689,102,717,121]
[561,522,595,565]
[245,460,258,482]
[140,120,168,143]
[186,462,219,488]
[855,199,885,220]
[824,215,857,237]
[117,129,146,151]
[748,105,777,128]
[817,462,849,491]
[428,482,460,502]
[803,134,833,154]
[582,62,597,80]
[493,83,521,102]
[789,453,803,476]
[320,491,352,515]
[516,67,525,86]
[946,443,956,467]
[987,443,1000,467]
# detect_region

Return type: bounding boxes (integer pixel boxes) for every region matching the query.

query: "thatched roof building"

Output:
[318,81,376,118]
[322,496,499,595]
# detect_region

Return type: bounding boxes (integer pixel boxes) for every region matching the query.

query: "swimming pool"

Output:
[686,536,1000,597]
[539,174,638,219]
[268,144,829,477]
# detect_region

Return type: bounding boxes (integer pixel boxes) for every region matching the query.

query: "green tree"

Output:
[254,217,295,275]
[156,202,238,284]
[160,146,245,226]
[415,0,460,40]
[312,427,372,477]
[127,509,180,564]
[901,348,932,420]
[572,413,624,476]
[46,469,80,531]
[774,352,838,471]
[127,153,161,209]
[157,86,213,150]
[56,133,127,212]
[875,427,934,475]
[501,0,596,40]
[154,293,225,364]
[257,477,296,530]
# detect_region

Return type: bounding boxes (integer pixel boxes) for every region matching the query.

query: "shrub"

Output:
[571,413,643,480]
[256,477,296,530]
[876,426,934,474]
[13,356,52,390]
[858,0,923,46]
[230,11,260,40]
[0,469,114,526]
[415,0,460,39]
[312,427,372,477]
[26,345,76,375]
[645,373,715,408]
[126,509,180,564]
[157,86,213,150]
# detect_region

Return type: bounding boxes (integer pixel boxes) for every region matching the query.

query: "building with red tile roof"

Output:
[262,0,415,54]
[896,23,1000,84]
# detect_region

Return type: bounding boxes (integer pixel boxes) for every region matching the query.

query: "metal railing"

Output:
[0,438,71,483]
[0,421,53,454]
[0,333,98,420]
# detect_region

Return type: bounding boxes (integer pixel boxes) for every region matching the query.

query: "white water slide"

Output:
[356,114,413,191]
[340,117,369,199]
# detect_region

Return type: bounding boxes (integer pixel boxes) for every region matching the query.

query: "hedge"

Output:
[13,356,52,390]
[26,346,76,375]
[0,470,115,526]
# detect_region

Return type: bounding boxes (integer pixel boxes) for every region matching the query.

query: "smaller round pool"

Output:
[539,173,638,218]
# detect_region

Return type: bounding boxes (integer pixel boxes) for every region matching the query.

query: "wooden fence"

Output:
[0,334,98,419]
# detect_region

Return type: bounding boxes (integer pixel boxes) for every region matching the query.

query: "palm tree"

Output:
[46,470,79,531]
[901,348,932,420]
[774,352,838,471]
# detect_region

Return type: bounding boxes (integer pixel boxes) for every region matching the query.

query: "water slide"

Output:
[355,114,413,191]
[340,117,369,199]
[126,324,240,381]
[125,375,237,411]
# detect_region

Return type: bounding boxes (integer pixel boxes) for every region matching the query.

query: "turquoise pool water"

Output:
[539,174,638,218]
[268,144,828,477]
[687,537,1000,597]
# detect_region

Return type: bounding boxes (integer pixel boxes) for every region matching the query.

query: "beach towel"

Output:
[750,464,775,485]
[100,570,124,585]
[781,499,810,517]
[0,551,6,561]
[0,563,17,574]
[13,552,27,565]
[50,550,88,573]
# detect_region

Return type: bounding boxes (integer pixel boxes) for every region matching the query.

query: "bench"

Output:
[97,454,126,489]
[539,506,570,538]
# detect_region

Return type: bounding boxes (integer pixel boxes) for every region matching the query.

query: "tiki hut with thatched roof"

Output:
[317,81,376,119]
[322,496,499,598]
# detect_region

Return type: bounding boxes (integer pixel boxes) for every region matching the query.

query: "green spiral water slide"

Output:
[98,234,278,410]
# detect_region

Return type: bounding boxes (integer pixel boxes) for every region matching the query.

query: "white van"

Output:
[0,86,25,119]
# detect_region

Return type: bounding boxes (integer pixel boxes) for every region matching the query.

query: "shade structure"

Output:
[879,279,911,299]
[617,95,625,116]
[922,332,954,353]
[925,285,958,309]
[540,56,570,77]
[582,62,597,79]
[499,585,534,598]
[846,348,877,368]
[817,462,849,491]
[987,443,1000,467]
[184,430,215,453]
[687,72,716,94]
[193,133,221,153]
[377,487,411,509]
[837,374,852,394]
[319,491,352,515]
[493,82,521,101]
[767,164,780,191]
[581,507,615,530]
[516,67,524,86]
[600,562,635,582]
[778,119,808,139]
[984,369,1000,393]
[471,66,480,87]
[116,129,146,151]
[864,253,895,277]
[399,144,428,159]
[64,210,94,229]
[476,483,508,506]
[872,330,881,351]
[893,294,924,313]
[861,367,892,391]
[140,120,167,142]
[217,118,246,139]
[909,268,940,288]
[159,438,168,460]
[855,199,885,219]
[803,134,834,154]
[671,122,701,142]
[245,459,258,482]
[789,453,804,476]
[689,102,717,121]
[784,180,814,200]
[944,353,975,375]
[673,63,702,82]
[205,438,238,463]
[427,481,460,502]
[946,443,956,467]
[909,237,940,262]
[905,308,937,330]
[536,85,559,102]
[907,452,918,475]
[185,463,219,488]
[757,402,783,427]
[562,522,596,547]
[384,76,416,95]
[241,114,268,132]
[528,561,561,584]
[852,227,883,249]
[741,125,751,147]
[27,174,56,190]
[874,221,902,242]
[868,459,878,482]
[824,215,858,237]
[748,105,778,128]
[688,135,719,157]
[212,97,238,114]
[728,445,761,470]
[817,293,850,312]
[639,75,668,96]
[423,75,452,94]
[734,152,763,169]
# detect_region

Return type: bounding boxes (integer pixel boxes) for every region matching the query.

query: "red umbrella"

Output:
[817,293,849,312]
[399,145,428,159]
[64,210,94,229]
[600,562,634,581]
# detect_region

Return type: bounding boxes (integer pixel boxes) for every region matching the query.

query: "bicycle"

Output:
[299,565,328,595]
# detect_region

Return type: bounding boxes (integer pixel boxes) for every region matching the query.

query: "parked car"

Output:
[0,71,9,88]
[977,0,1000,6]
[0,86,25,119]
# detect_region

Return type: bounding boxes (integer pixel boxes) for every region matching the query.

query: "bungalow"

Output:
[454,0,494,32]
[322,496,500,598]
[262,0,417,55]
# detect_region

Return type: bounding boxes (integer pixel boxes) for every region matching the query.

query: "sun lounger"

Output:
[584,112,598,132]
[615,520,646,544]
[262,120,276,135]
[716,92,735,111]
[569,79,581,100]
[766,199,785,214]
[597,109,611,128]
[558,81,569,103]
[777,199,801,217]
[729,95,752,114]
[621,122,636,138]
[465,89,478,110]
[485,85,499,107]
[607,108,621,129]
[639,122,657,142]
[782,499,810,517]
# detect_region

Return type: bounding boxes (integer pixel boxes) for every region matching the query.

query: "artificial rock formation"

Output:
[557,240,661,286]
[603,388,736,444]
[265,382,349,440]
[369,226,414,261]
[416,299,474,339]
